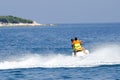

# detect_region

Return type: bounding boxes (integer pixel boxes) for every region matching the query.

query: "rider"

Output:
[71,37,86,56]
[71,39,75,53]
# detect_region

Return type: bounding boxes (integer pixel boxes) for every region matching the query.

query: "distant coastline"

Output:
[0,21,44,27]
[0,15,53,27]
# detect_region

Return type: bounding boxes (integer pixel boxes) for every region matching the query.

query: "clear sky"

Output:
[0,0,120,24]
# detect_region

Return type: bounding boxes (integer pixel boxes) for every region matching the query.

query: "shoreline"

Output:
[0,21,48,27]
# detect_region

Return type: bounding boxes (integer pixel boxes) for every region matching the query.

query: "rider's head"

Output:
[71,39,74,42]
[75,37,78,40]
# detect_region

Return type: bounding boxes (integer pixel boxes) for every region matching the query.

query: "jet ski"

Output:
[72,50,89,57]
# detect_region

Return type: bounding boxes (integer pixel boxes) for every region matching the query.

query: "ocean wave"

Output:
[0,44,120,70]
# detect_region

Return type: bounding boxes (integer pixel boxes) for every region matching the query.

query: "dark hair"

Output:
[71,39,74,42]
[75,37,78,40]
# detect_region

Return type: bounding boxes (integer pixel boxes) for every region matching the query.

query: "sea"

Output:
[0,23,120,80]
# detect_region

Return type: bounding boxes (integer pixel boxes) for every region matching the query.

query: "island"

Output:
[0,15,44,26]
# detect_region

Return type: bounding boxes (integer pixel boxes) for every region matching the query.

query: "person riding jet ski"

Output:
[71,37,86,56]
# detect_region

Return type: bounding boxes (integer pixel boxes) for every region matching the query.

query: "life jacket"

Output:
[73,40,82,51]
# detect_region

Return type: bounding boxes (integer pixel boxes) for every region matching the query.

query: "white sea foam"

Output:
[79,45,120,67]
[0,44,120,70]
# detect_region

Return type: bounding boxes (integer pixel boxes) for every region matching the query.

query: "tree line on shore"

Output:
[0,15,33,24]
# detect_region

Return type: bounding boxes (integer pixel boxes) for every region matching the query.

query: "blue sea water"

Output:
[0,23,120,80]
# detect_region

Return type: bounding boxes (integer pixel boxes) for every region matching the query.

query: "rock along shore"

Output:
[0,21,46,27]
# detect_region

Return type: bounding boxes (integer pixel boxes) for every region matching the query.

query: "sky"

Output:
[0,0,120,24]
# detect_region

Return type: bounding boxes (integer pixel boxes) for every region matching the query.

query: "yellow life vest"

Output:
[73,40,82,51]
